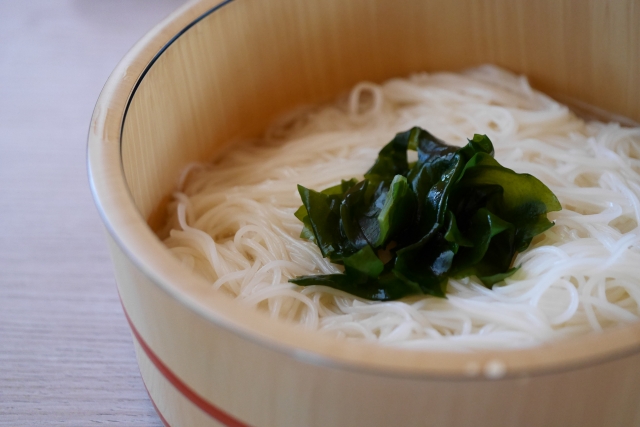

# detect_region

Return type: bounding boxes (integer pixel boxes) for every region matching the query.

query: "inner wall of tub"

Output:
[120,0,640,224]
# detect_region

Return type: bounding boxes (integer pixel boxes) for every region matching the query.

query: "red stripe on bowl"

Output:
[122,304,253,427]
[142,379,172,427]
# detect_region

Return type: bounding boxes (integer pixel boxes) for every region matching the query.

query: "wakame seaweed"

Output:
[289,127,561,300]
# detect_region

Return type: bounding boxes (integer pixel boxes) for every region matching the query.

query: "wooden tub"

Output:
[88,1,640,425]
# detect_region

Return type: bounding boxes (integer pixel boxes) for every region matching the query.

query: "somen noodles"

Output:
[160,65,640,350]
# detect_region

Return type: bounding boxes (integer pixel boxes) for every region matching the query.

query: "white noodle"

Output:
[161,65,640,350]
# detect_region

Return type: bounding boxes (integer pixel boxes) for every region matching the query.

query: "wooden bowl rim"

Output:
[88,0,640,380]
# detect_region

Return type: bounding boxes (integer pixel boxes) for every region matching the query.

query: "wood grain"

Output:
[0,1,187,425]
[122,0,640,221]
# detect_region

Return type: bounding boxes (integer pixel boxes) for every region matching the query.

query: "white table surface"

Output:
[0,1,189,425]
